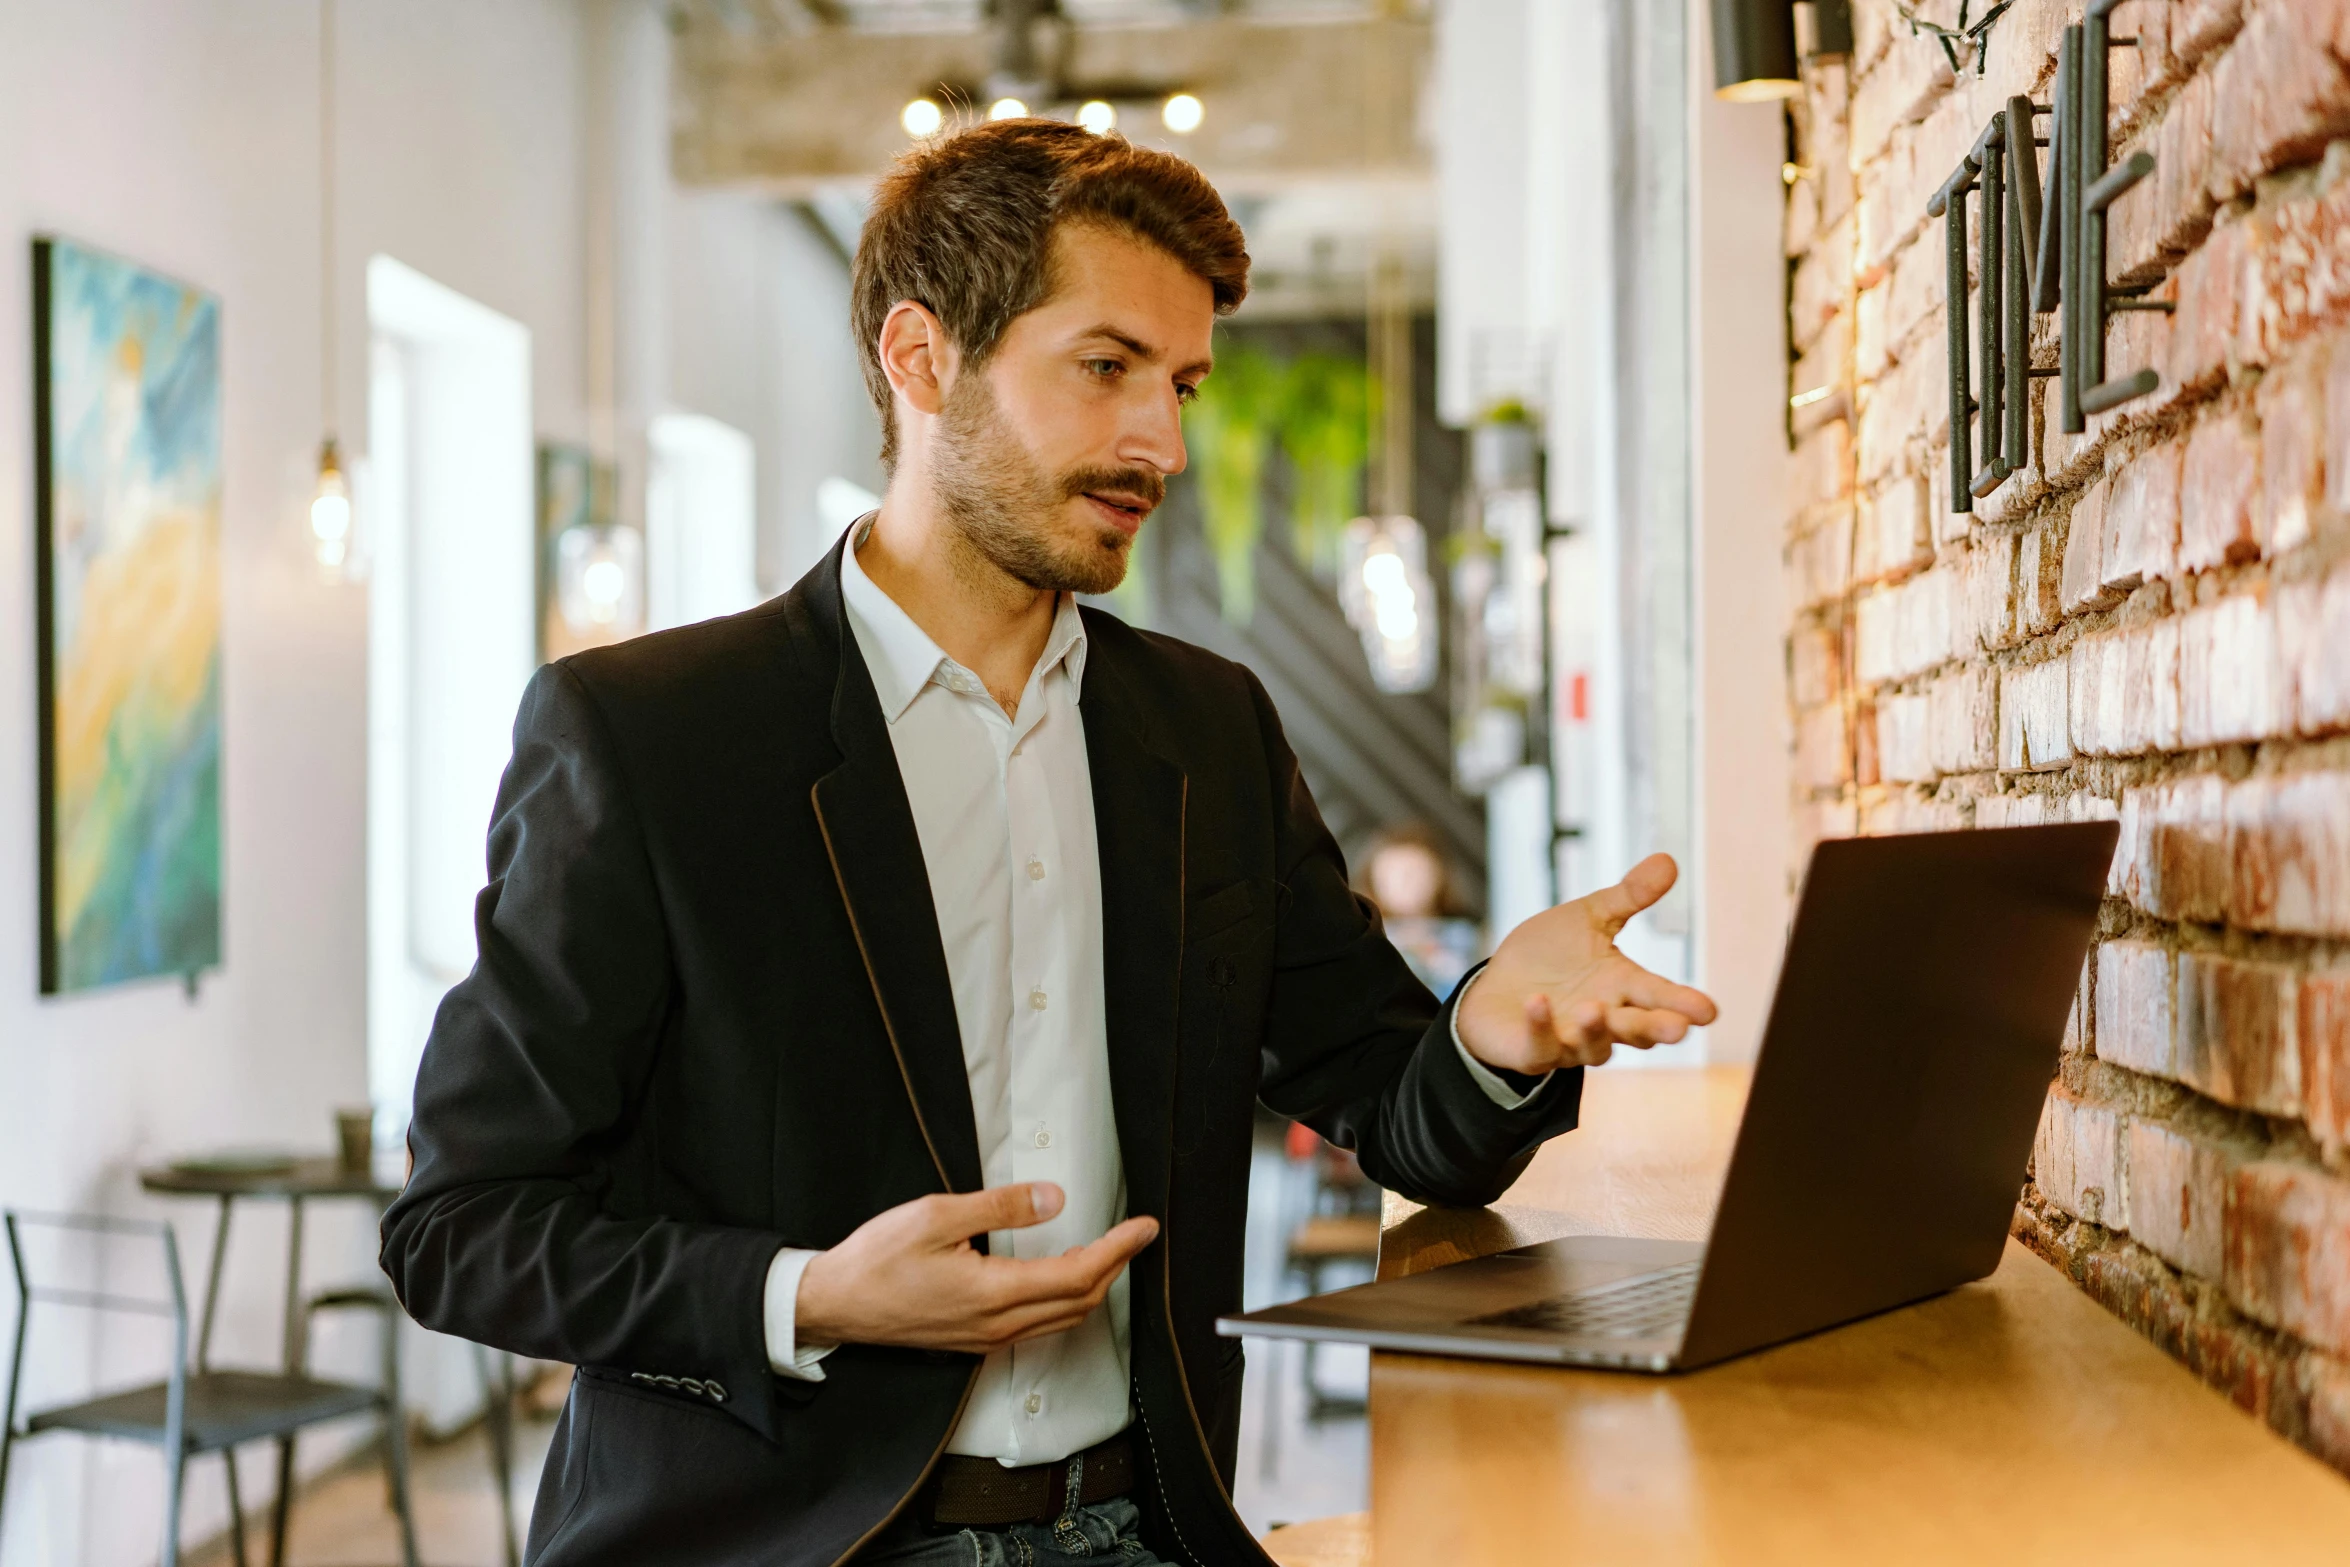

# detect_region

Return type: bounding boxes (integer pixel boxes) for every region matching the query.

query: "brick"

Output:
[1788,417,1855,516]
[1876,691,1933,783]
[2176,951,2304,1115]
[2178,409,2262,571]
[2104,441,2184,592]
[1795,701,1854,791]
[1858,348,1936,487]
[2207,0,2350,205]
[2062,954,2092,1055]
[2308,1356,2350,1477]
[2072,624,2178,758]
[1859,475,1929,584]
[2243,175,2350,371]
[2035,1088,2129,1231]
[1857,566,1960,684]
[2096,939,2177,1078]
[1998,659,2072,771]
[1976,792,2052,831]
[2328,326,2350,514]
[1788,511,1856,609]
[2173,0,2246,65]
[2226,1160,2350,1355]
[1929,665,1995,773]
[2061,476,2116,612]
[1966,529,2019,650]
[1788,623,1842,709]
[2279,567,2350,733]
[2227,771,2350,936]
[1789,214,1853,355]
[2152,70,2219,263]
[2070,631,2116,757]
[2178,593,2283,746]
[2014,523,2062,637]
[1854,277,1890,382]
[2128,1119,2238,1279]
[2120,773,2230,921]
[2303,970,2350,1157]
[1849,32,1953,167]
[2259,350,2325,557]
[2169,216,2249,395]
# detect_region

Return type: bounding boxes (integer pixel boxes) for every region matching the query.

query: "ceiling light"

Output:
[901,97,943,137]
[1709,0,1800,101]
[1161,93,1203,134]
[1077,99,1117,135]
[989,97,1028,121]
[309,438,351,573]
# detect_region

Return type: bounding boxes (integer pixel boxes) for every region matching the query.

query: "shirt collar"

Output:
[838,518,1089,726]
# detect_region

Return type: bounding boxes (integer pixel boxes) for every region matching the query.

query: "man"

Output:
[381,120,1714,1566]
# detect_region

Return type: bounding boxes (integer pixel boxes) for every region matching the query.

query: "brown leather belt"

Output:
[921,1431,1135,1528]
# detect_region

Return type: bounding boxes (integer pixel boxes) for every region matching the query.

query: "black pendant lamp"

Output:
[1710,0,1800,101]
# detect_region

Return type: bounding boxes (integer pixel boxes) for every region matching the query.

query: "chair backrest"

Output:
[3,1211,191,1437]
[5,1211,188,1325]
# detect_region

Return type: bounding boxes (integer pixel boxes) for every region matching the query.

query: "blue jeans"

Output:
[860,1495,1167,1565]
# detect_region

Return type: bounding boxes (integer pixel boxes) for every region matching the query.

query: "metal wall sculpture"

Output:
[1927,0,2171,514]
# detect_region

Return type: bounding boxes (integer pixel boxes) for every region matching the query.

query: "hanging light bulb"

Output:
[1077,99,1117,135]
[555,521,645,637]
[1161,92,1203,134]
[1340,516,1436,694]
[989,97,1028,121]
[902,97,944,137]
[310,437,351,573]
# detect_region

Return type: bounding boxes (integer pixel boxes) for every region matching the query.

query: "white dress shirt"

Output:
[761,526,1543,1467]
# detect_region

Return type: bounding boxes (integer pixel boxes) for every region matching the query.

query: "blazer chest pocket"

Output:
[1186,878,1259,944]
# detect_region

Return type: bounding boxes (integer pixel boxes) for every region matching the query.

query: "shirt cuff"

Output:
[763,1246,839,1382]
[1449,969,1554,1110]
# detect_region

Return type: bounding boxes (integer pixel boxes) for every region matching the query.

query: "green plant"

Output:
[1185,341,1278,624]
[1281,354,1370,575]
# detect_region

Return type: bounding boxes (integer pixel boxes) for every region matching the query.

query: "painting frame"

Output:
[33,233,225,996]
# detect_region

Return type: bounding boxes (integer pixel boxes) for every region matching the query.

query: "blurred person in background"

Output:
[1354,821,1482,998]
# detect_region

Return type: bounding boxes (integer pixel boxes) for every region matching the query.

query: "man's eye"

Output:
[1084,358,1123,378]
[1175,383,1201,406]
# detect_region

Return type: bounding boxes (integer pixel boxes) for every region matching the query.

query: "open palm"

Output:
[1456,853,1719,1074]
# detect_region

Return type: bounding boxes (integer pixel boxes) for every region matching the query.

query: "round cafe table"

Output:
[136,1156,463,1567]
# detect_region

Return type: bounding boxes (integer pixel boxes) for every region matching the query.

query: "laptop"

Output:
[1218,822,2118,1373]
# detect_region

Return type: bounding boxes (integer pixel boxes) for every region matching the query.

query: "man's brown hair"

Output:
[852,118,1250,465]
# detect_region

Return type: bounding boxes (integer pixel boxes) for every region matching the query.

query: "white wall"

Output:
[597,0,883,598]
[0,4,589,1561]
[1688,0,1795,1062]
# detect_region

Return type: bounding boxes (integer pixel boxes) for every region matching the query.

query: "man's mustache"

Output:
[1059,466,1167,513]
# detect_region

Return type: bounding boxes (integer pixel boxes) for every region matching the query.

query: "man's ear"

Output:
[878,300,954,423]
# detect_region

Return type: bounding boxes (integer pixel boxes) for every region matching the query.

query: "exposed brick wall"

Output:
[1785,0,2350,1475]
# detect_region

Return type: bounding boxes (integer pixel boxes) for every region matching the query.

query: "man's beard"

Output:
[931,371,1164,597]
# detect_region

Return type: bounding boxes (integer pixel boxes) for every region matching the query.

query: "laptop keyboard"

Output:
[1467,1260,1702,1338]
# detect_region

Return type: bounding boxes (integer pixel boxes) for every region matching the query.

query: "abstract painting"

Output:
[34,235,223,994]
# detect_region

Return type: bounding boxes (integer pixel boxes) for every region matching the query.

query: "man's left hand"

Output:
[1456,852,1719,1075]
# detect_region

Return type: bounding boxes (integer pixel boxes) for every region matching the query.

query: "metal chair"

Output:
[0,1210,418,1567]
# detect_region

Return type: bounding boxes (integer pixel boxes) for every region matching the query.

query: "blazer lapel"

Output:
[805,540,986,1196]
[1079,621,1188,1224]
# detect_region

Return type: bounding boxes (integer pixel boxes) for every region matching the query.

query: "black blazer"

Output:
[380,538,1584,1565]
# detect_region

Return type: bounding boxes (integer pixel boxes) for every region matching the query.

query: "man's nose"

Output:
[1121,390,1188,477]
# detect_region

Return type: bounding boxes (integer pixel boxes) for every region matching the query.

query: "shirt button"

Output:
[1025,1392,1042,1415]
[1034,1128,1052,1149]
[1030,988,1048,1012]
[1027,858,1046,882]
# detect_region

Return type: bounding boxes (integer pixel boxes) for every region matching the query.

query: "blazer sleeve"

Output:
[1242,671,1584,1208]
[378,661,783,1432]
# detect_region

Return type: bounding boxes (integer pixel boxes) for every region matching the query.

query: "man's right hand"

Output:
[794,1183,1157,1355]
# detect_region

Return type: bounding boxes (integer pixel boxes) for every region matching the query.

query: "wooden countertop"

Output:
[1357,1064,2350,1564]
